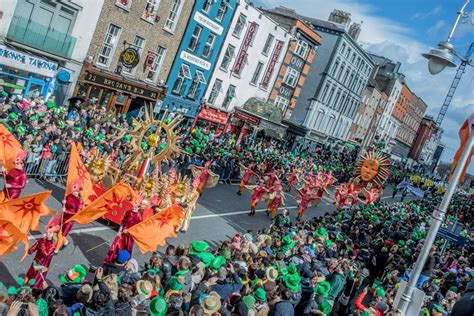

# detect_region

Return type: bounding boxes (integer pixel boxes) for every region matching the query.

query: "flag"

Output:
[0,191,53,233]
[67,183,136,225]
[450,113,474,182]
[128,204,184,254]
[0,220,29,259]
[66,142,95,205]
[0,124,24,171]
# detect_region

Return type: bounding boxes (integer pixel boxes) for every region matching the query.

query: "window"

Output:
[262,34,274,55]
[342,70,349,83]
[340,42,346,54]
[326,87,335,104]
[274,96,289,111]
[250,62,264,85]
[332,91,341,109]
[164,0,184,33]
[346,48,351,58]
[295,40,309,59]
[351,53,356,63]
[222,85,236,109]
[142,0,160,23]
[97,24,121,67]
[195,70,207,84]
[216,1,227,22]
[208,79,223,105]
[320,84,330,101]
[233,14,246,37]
[282,67,299,88]
[220,44,235,70]
[146,46,167,82]
[187,74,200,99]
[188,25,202,52]
[337,65,344,80]
[115,0,132,10]
[123,36,145,75]
[331,61,339,76]
[202,0,212,13]
[202,33,216,59]
[172,64,191,94]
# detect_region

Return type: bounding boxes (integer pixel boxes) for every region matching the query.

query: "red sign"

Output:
[234,111,260,125]
[145,52,156,68]
[233,22,258,75]
[198,108,229,125]
[261,40,285,88]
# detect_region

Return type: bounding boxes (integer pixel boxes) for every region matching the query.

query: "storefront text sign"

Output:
[233,22,258,75]
[194,11,224,35]
[198,108,229,125]
[84,72,159,100]
[261,40,284,88]
[234,110,260,125]
[0,44,58,77]
[120,47,140,68]
[180,51,211,70]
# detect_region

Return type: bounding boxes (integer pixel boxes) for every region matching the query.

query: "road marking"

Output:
[191,206,298,219]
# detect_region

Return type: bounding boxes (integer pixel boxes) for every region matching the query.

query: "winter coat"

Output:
[270,300,294,316]
[451,280,474,316]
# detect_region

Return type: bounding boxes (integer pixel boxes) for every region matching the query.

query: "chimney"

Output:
[348,23,361,41]
[328,9,351,30]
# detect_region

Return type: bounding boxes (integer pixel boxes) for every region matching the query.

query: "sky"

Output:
[255,0,474,172]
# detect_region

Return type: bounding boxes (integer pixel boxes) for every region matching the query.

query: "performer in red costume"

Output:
[0,152,27,201]
[191,161,219,195]
[295,186,317,221]
[237,162,257,196]
[248,179,269,216]
[103,195,143,264]
[267,184,285,218]
[334,183,359,210]
[25,220,59,290]
[285,167,300,192]
[60,180,84,246]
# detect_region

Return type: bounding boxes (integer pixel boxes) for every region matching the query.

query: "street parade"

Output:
[0,0,473,315]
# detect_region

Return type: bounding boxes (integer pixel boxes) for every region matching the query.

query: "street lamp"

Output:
[422,0,471,74]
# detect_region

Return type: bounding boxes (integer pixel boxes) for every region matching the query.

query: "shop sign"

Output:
[233,22,258,74]
[0,44,58,77]
[278,85,293,98]
[145,52,156,68]
[180,51,211,70]
[261,40,284,88]
[259,120,287,136]
[198,108,228,125]
[234,110,260,125]
[119,47,140,68]
[289,54,305,71]
[84,72,159,100]
[194,11,223,35]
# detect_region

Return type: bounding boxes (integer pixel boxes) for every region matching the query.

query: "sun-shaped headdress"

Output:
[355,149,390,188]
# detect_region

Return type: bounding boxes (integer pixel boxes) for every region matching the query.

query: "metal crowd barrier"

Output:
[24,152,70,184]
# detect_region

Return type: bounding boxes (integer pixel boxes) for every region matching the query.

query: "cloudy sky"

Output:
[256,0,474,172]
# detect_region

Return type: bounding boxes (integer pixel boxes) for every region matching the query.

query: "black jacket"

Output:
[450,280,474,316]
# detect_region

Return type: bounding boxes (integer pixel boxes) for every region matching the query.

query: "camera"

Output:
[88,265,98,273]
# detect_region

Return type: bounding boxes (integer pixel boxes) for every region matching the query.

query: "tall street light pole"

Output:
[395,1,473,314]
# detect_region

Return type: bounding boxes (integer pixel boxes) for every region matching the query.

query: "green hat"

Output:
[288,262,298,275]
[318,300,333,315]
[149,296,167,316]
[283,273,301,292]
[209,256,226,271]
[46,100,55,109]
[370,215,379,223]
[8,112,18,120]
[242,295,255,310]
[375,287,385,297]
[198,252,215,268]
[59,264,87,284]
[253,288,267,302]
[36,298,48,316]
[433,304,447,314]
[449,286,458,293]
[314,227,328,239]
[397,240,405,246]
[314,280,331,298]
[325,239,335,248]
[189,241,210,255]
[168,276,183,291]
[281,235,295,251]
[336,232,344,241]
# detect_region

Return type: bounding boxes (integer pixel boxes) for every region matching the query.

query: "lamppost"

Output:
[395,1,473,314]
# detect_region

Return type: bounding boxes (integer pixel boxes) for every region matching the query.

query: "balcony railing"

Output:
[7,15,77,59]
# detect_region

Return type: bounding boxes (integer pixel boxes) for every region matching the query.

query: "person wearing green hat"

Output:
[314,280,331,298]
[198,252,215,268]
[60,264,87,284]
[189,240,210,256]
[281,235,295,253]
[149,296,167,316]
[209,256,226,272]
[283,273,302,293]
[318,300,333,315]
[35,298,48,316]
[314,227,328,240]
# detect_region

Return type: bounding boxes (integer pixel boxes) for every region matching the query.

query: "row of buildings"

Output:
[0,0,441,168]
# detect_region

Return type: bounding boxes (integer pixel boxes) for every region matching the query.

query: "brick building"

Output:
[409,115,436,162]
[73,0,194,113]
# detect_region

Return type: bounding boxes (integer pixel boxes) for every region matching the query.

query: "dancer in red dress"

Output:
[237,162,257,196]
[267,184,285,218]
[285,167,300,192]
[248,179,269,216]
[25,222,59,290]
[295,186,317,221]
[104,196,143,264]
[191,161,219,195]
[0,152,27,201]
[60,180,84,246]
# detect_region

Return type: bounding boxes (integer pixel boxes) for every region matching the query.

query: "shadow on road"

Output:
[35,179,65,202]
[70,233,110,267]
[0,262,18,287]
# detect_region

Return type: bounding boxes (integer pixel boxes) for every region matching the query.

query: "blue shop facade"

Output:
[161,0,238,126]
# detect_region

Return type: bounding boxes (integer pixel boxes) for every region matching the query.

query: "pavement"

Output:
[0,178,411,287]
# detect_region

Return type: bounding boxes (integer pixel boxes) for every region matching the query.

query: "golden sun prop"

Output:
[355,150,390,189]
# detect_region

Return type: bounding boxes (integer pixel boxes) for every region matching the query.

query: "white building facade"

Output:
[378,78,402,151]
[0,0,103,103]
[203,2,291,112]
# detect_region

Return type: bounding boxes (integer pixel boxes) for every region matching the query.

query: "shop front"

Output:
[229,109,261,144]
[74,63,165,114]
[0,44,59,98]
[192,106,230,133]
